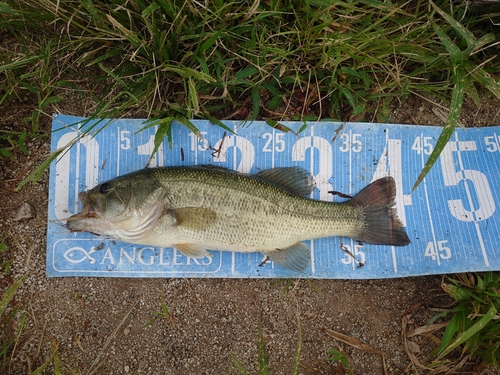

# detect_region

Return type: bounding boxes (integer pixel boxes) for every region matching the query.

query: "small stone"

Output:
[407,340,420,354]
[14,203,35,221]
[124,328,130,335]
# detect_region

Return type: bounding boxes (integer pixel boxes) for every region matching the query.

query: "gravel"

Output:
[1,95,499,374]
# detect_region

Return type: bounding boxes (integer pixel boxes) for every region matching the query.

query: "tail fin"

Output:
[351,177,410,246]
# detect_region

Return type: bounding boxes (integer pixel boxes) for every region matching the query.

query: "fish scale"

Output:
[152,168,361,249]
[66,166,409,271]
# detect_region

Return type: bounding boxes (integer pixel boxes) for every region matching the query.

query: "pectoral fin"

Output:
[174,243,212,258]
[167,207,217,231]
[261,242,310,272]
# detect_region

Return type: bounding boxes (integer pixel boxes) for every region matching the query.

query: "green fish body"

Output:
[66,166,410,271]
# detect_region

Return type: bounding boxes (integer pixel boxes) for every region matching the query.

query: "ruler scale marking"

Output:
[47,115,500,278]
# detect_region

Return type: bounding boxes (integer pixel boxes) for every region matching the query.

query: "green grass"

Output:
[233,317,302,375]
[431,272,500,369]
[1,0,499,187]
[0,276,60,374]
[143,301,171,328]
[0,275,25,371]
[0,268,60,373]
[1,2,500,372]
[406,272,500,372]
[328,349,353,375]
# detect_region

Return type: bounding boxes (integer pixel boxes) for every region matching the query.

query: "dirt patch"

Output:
[1,94,499,374]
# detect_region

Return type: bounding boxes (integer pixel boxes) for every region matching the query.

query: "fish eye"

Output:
[99,182,111,194]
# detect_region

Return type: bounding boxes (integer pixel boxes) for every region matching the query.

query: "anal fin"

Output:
[174,243,212,258]
[261,242,310,272]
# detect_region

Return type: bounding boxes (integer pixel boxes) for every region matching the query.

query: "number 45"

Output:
[425,240,451,261]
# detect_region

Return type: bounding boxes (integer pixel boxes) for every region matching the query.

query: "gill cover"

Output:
[67,172,166,241]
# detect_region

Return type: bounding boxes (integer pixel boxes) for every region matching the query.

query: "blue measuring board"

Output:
[47,114,500,278]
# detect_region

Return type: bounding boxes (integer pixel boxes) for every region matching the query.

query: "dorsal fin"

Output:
[256,167,314,197]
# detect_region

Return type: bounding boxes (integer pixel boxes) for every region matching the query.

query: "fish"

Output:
[66,166,410,271]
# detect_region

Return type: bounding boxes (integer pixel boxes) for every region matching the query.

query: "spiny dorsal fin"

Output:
[261,242,311,272]
[256,167,314,197]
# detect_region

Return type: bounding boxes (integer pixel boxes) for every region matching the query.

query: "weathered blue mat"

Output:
[47,114,500,278]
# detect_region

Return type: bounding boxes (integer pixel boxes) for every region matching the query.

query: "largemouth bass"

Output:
[66,166,410,271]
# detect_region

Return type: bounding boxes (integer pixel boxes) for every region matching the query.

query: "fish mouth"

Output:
[66,191,104,222]
[65,210,101,233]
[65,211,99,221]
[64,191,110,234]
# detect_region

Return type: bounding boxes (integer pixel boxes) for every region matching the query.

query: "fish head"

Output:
[66,172,166,241]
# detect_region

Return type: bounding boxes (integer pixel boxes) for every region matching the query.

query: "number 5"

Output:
[440,139,495,222]
[120,130,130,150]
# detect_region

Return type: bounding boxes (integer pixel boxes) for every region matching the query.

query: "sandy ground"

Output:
[1,94,500,375]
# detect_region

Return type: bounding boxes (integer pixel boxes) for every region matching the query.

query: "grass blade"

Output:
[198,30,223,55]
[16,149,63,190]
[162,65,215,83]
[437,305,497,360]
[429,19,462,64]
[292,307,302,375]
[0,55,41,73]
[0,276,25,316]
[468,66,500,100]
[203,115,236,134]
[175,116,202,139]
[430,1,475,56]
[0,2,13,13]
[30,342,59,375]
[265,119,296,134]
[105,13,142,47]
[187,77,200,116]
[257,321,269,375]
[433,311,460,356]
[231,355,249,375]
[145,117,174,166]
[328,349,353,375]
[52,339,62,375]
[412,66,465,191]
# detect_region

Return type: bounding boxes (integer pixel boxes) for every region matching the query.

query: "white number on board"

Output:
[213,135,255,173]
[484,134,500,153]
[54,131,99,220]
[372,136,412,227]
[292,136,333,201]
[188,131,209,151]
[339,133,362,153]
[424,240,451,261]
[440,139,495,222]
[137,134,164,167]
[262,132,285,153]
[120,130,131,150]
[411,136,433,155]
[341,243,366,266]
